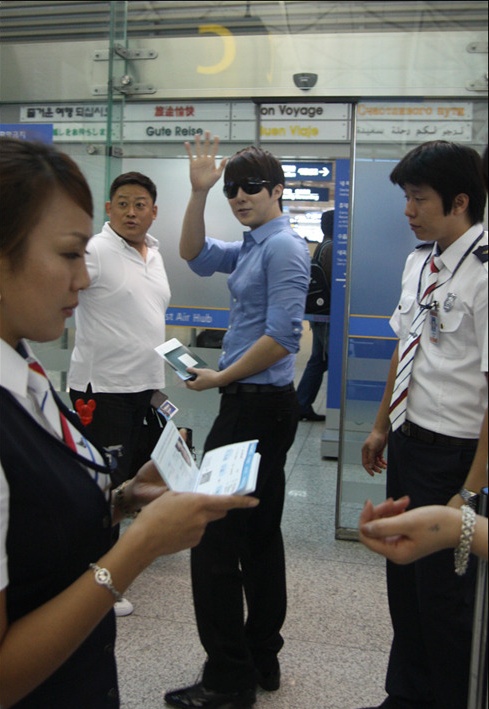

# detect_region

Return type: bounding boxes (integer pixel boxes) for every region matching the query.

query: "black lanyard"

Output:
[416,230,484,308]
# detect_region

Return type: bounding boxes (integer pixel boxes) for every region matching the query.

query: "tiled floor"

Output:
[115,336,392,709]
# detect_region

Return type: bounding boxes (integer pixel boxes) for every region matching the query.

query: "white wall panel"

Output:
[1,30,486,102]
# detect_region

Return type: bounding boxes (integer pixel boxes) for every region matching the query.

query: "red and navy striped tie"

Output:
[389,255,441,431]
[27,358,78,451]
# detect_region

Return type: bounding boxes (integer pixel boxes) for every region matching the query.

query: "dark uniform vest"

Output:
[0,387,120,708]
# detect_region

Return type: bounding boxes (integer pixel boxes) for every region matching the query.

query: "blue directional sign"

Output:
[166,306,229,329]
[283,187,330,202]
[282,161,332,181]
[0,123,53,143]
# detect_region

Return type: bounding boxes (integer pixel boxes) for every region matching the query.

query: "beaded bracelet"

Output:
[112,480,140,519]
[454,504,476,576]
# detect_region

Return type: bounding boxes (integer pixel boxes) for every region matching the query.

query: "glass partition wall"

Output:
[19,3,127,404]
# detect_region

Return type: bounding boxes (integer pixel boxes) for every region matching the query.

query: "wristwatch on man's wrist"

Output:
[458,487,479,511]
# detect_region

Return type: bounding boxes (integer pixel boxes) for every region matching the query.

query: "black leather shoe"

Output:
[256,667,280,691]
[356,697,406,709]
[164,682,256,708]
[300,409,326,422]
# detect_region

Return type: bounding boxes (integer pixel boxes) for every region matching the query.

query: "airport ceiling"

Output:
[0,1,487,43]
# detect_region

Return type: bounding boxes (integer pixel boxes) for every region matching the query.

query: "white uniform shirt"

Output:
[0,339,110,591]
[390,224,488,438]
[68,222,171,393]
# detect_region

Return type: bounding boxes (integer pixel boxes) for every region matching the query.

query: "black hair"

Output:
[321,209,334,238]
[109,171,157,203]
[0,137,93,269]
[390,140,486,224]
[224,146,285,210]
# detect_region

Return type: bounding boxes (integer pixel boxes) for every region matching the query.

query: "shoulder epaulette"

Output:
[473,244,488,264]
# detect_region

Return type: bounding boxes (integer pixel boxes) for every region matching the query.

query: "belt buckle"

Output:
[401,421,411,437]
[220,383,237,394]
[410,422,435,444]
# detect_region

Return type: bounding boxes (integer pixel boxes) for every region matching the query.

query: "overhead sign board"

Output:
[18,101,352,144]
[282,161,332,181]
[0,123,53,142]
[356,101,474,142]
[283,187,330,202]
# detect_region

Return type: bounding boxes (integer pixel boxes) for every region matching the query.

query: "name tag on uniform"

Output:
[443,292,457,312]
[429,303,440,344]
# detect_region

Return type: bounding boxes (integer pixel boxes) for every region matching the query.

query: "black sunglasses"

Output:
[223,178,270,199]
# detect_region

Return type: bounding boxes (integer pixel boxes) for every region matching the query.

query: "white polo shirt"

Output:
[390,224,488,439]
[68,222,171,393]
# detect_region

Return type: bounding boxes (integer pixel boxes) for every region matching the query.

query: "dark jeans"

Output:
[296,321,329,414]
[69,387,154,487]
[384,428,478,709]
[191,387,300,692]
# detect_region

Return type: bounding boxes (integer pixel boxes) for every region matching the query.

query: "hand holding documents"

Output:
[155,337,209,381]
[151,420,260,495]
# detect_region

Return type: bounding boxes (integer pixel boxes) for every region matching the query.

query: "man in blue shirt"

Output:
[164,133,310,709]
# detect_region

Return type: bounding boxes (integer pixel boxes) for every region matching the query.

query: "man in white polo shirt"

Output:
[68,172,171,615]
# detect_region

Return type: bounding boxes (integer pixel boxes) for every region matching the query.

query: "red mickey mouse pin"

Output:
[75,398,97,426]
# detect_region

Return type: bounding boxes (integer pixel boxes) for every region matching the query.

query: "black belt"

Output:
[400,421,478,448]
[219,382,295,395]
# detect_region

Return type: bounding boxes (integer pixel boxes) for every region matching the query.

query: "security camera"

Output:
[293,73,318,90]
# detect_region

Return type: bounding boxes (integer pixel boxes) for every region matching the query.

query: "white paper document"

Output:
[151,421,260,496]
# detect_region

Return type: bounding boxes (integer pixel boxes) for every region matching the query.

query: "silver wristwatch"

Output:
[458,487,479,511]
[89,563,122,602]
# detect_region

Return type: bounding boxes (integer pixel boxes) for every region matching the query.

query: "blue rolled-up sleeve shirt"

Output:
[188,215,310,385]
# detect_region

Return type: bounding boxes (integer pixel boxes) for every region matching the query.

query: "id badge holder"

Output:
[429,302,440,344]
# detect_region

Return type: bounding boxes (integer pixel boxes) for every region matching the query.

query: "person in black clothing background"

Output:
[297,209,334,421]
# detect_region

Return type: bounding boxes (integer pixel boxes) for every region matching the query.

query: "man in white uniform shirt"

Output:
[360,141,487,709]
[69,172,170,612]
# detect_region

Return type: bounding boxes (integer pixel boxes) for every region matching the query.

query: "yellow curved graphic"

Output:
[197,24,236,74]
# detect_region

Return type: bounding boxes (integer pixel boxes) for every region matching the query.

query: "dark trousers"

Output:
[385,428,478,709]
[191,388,300,692]
[296,321,329,414]
[70,387,154,487]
